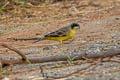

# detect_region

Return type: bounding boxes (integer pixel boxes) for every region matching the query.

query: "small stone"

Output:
[115,16,120,20]
[43,45,59,50]
[97,73,104,78]
[80,40,87,43]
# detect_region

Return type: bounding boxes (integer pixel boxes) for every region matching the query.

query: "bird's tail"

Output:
[12,35,45,43]
[13,37,38,41]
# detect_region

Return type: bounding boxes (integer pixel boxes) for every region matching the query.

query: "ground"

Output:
[0,0,120,80]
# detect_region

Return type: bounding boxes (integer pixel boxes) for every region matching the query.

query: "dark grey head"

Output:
[71,23,80,29]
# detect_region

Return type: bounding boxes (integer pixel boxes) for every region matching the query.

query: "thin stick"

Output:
[0,43,29,63]
[40,65,45,78]
[0,48,120,66]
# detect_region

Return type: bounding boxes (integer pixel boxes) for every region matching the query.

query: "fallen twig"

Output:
[0,42,120,66]
[40,65,45,78]
[0,43,30,64]
[103,59,120,63]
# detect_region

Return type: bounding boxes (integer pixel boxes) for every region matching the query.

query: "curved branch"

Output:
[0,47,120,66]
[0,43,29,63]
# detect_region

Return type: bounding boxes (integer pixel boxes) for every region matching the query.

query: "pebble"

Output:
[43,45,59,50]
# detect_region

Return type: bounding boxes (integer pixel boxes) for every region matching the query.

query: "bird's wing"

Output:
[44,26,70,37]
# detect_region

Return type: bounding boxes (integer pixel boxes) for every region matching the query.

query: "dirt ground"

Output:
[0,0,120,80]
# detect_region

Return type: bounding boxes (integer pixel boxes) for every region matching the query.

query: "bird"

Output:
[13,23,80,43]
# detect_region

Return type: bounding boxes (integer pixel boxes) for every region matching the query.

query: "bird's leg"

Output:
[59,40,63,44]
[63,39,74,44]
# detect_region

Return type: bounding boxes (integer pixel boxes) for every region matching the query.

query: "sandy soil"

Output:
[0,0,120,80]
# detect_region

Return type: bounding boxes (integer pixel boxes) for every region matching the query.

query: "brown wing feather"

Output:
[44,26,70,37]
